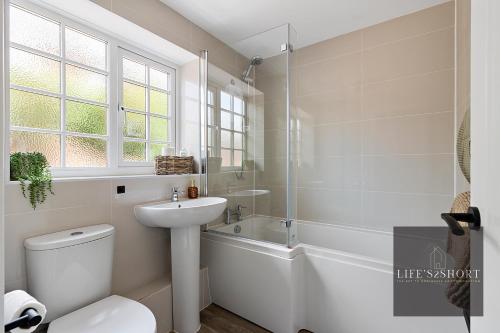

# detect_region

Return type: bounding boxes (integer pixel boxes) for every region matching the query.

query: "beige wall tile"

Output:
[295,30,363,66]
[363,154,454,194]
[362,191,453,230]
[297,52,362,96]
[299,122,362,157]
[363,1,454,49]
[363,69,454,119]
[4,175,196,296]
[363,112,454,155]
[297,188,362,226]
[297,155,362,191]
[295,85,362,125]
[363,27,454,83]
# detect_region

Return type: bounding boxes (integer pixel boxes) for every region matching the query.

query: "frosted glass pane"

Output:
[10,130,60,167]
[234,132,243,149]
[208,90,214,105]
[123,141,145,161]
[208,107,215,126]
[123,58,145,83]
[150,90,168,116]
[65,136,107,167]
[124,112,145,139]
[150,143,166,160]
[234,115,244,132]
[234,97,244,114]
[10,89,60,130]
[150,68,168,90]
[234,150,243,167]
[10,6,60,55]
[10,48,60,93]
[221,91,231,110]
[221,111,231,129]
[66,65,106,103]
[65,28,106,70]
[66,101,106,135]
[221,149,231,167]
[123,82,145,111]
[221,130,231,148]
[208,127,214,146]
[150,117,168,142]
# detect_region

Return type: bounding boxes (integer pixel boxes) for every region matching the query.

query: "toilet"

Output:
[24,224,156,333]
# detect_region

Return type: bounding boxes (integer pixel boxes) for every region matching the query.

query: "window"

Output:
[206,86,218,159]
[7,3,176,175]
[119,50,175,164]
[219,90,246,168]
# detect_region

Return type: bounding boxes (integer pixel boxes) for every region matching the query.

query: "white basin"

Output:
[134,197,227,228]
[226,189,270,198]
[134,197,226,333]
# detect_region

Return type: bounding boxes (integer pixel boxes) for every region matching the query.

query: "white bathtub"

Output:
[201,216,467,333]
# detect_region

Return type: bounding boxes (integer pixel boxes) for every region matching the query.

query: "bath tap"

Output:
[226,204,247,224]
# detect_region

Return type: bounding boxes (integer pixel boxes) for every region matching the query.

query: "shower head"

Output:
[250,56,263,66]
[241,56,263,83]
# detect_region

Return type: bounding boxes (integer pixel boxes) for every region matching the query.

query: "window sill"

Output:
[7,173,197,185]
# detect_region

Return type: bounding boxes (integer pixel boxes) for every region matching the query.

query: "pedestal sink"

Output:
[134,197,227,333]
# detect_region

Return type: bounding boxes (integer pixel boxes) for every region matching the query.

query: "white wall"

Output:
[470,0,500,330]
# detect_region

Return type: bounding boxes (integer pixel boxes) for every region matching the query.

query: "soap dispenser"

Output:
[188,179,198,199]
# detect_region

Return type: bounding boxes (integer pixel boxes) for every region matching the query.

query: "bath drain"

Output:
[234,225,241,233]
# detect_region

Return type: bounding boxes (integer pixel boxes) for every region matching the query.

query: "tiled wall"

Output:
[290,1,455,231]
[4,175,197,294]
[5,0,245,296]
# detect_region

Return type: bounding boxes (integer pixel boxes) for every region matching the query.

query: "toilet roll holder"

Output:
[4,308,42,332]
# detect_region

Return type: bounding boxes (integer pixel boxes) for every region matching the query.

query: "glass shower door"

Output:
[204,24,297,247]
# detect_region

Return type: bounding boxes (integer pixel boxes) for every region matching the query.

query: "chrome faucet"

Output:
[226,204,247,224]
[171,187,180,202]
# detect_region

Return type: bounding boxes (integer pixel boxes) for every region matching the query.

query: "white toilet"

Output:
[24,224,156,333]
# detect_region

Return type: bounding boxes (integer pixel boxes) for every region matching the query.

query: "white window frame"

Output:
[118,48,176,167]
[5,0,178,178]
[207,83,246,171]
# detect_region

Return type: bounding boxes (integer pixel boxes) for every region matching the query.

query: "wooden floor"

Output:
[199,304,312,333]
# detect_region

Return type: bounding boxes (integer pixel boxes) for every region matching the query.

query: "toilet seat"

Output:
[48,295,156,333]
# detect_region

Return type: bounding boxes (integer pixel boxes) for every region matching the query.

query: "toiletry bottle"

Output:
[188,179,198,199]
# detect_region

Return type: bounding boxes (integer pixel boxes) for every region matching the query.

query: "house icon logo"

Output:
[429,246,447,269]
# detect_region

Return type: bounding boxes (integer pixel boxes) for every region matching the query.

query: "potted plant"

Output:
[10,152,54,209]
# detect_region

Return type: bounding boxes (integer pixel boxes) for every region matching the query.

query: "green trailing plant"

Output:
[10,152,54,209]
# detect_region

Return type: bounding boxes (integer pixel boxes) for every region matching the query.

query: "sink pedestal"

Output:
[134,197,227,333]
[171,225,200,333]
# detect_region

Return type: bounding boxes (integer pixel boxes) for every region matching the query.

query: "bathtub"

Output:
[201,216,467,333]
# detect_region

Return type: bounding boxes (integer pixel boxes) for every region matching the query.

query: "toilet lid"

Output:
[48,295,156,333]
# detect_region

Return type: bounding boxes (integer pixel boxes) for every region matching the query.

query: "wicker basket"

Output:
[155,156,194,175]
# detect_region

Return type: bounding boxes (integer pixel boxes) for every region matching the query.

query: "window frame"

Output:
[207,83,247,171]
[118,48,176,167]
[5,0,178,178]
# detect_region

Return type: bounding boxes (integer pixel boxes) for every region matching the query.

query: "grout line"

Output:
[362,25,455,52]
[295,187,454,197]
[301,110,453,128]
[295,67,454,98]
[293,25,454,69]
